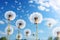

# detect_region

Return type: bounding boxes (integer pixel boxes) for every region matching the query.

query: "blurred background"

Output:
[0,0,60,40]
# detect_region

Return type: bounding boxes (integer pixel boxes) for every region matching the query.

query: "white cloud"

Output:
[32,0,60,12]
[40,2,50,8]
[45,9,50,12]
[0,31,6,35]
[49,0,60,10]
[33,0,60,10]
[49,0,60,8]
[33,0,45,4]
[0,31,6,38]
[44,2,50,8]
[0,21,5,24]
[38,6,46,11]
[32,0,50,8]
[38,5,50,12]
[49,0,60,17]
[31,0,51,12]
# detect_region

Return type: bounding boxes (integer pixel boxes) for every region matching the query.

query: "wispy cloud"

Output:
[49,0,60,10]
[38,6,46,11]
[0,21,5,24]
[33,0,50,12]
[32,0,60,12]
[0,31,6,35]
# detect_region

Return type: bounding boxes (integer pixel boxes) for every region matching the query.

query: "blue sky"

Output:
[0,0,60,40]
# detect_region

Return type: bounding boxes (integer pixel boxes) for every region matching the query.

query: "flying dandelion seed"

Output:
[16,33,22,40]
[29,12,43,24]
[5,25,14,35]
[16,19,26,29]
[29,0,34,3]
[15,0,18,3]
[24,29,31,36]
[1,7,4,10]
[52,27,60,37]
[4,11,16,20]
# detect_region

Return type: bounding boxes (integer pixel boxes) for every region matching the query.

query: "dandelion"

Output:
[5,11,16,21]
[5,25,13,35]
[45,18,57,27]
[29,12,43,24]
[52,27,60,37]
[16,19,26,29]
[16,19,26,40]
[24,29,31,40]
[16,33,22,40]
[24,29,31,36]
[29,12,43,40]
